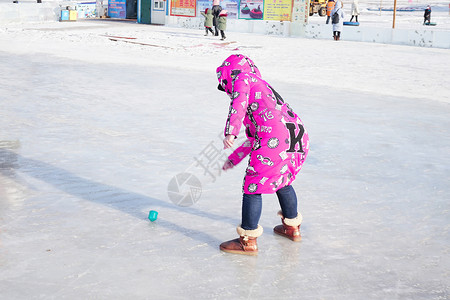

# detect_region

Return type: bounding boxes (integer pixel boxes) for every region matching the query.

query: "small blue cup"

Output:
[148,210,158,222]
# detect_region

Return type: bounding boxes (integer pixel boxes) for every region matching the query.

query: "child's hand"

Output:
[222,159,234,171]
[223,134,235,149]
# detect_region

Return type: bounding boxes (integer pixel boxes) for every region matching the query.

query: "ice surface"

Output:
[0,18,449,299]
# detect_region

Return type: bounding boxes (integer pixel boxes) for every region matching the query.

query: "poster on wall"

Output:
[77,2,97,18]
[291,0,309,24]
[264,0,292,21]
[197,0,238,20]
[238,0,264,19]
[221,0,238,19]
[108,0,126,18]
[197,0,212,16]
[171,0,196,16]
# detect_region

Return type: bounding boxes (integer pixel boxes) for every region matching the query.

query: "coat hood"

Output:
[216,54,261,94]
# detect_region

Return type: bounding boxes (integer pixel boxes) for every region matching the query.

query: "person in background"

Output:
[218,10,228,40]
[423,5,431,25]
[326,0,336,24]
[212,0,222,36]
[331,0,344,40]
[201,8,214,36]
[349,0,359,23]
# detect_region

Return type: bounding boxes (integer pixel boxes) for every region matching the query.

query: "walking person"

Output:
[216,54,309,256]
[349,0,359,23]
[201,8,214,36]
[423,5,431,25]
[326,0,335,24]
[217,10,227,40]
[331,0,344,40]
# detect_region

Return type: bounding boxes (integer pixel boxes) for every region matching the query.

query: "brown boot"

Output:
[273,211,302,242]
[220,225,263,256]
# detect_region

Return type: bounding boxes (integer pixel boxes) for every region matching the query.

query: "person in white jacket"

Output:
[350,0,360,23]
[331,0,345,40]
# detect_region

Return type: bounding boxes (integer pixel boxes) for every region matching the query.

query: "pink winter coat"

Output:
[217,55,309,194]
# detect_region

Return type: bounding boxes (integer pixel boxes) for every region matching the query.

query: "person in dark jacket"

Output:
[423,5,431,25]
[212,0,222,36]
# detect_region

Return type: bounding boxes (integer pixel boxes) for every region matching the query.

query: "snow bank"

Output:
[303,23,450,48]
[167,16,450,49]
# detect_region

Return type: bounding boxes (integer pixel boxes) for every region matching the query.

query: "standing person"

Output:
[349,0,359,23]
[211,0,222,36]
[331,0,344,40]
[217,54,309,256]
[326,0,336,24]
[423,5,431,25]
[217,10,227,40]
[201,8,214,36]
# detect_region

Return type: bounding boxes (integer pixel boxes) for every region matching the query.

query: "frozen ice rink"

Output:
[0,19,449,299]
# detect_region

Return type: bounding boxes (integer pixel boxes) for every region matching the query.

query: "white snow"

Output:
[0,16,449,299]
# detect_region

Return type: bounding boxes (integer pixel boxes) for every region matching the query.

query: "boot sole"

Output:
[273,229,302,242]
[220,246,258,256]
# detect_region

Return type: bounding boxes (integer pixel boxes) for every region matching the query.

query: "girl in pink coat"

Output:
[217,54,309,255]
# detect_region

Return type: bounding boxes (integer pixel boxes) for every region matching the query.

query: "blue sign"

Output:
[61,10,69,21]
[109,0,127,18]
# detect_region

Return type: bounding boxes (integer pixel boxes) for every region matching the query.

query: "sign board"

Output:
[238,0,264,19]
[109,0,127,18]
[77,2,97,18]
[264,0,292,21]
[171,0,196,16]
[291,0,309,24]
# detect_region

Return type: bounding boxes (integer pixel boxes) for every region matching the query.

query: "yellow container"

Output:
[69,10,78,21]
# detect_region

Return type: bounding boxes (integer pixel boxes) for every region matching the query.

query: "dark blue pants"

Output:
[241,185,298,230]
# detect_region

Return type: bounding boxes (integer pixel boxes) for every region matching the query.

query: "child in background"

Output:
[201,8,214,36]
[217,10,227,40]
[217,54,309,256]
